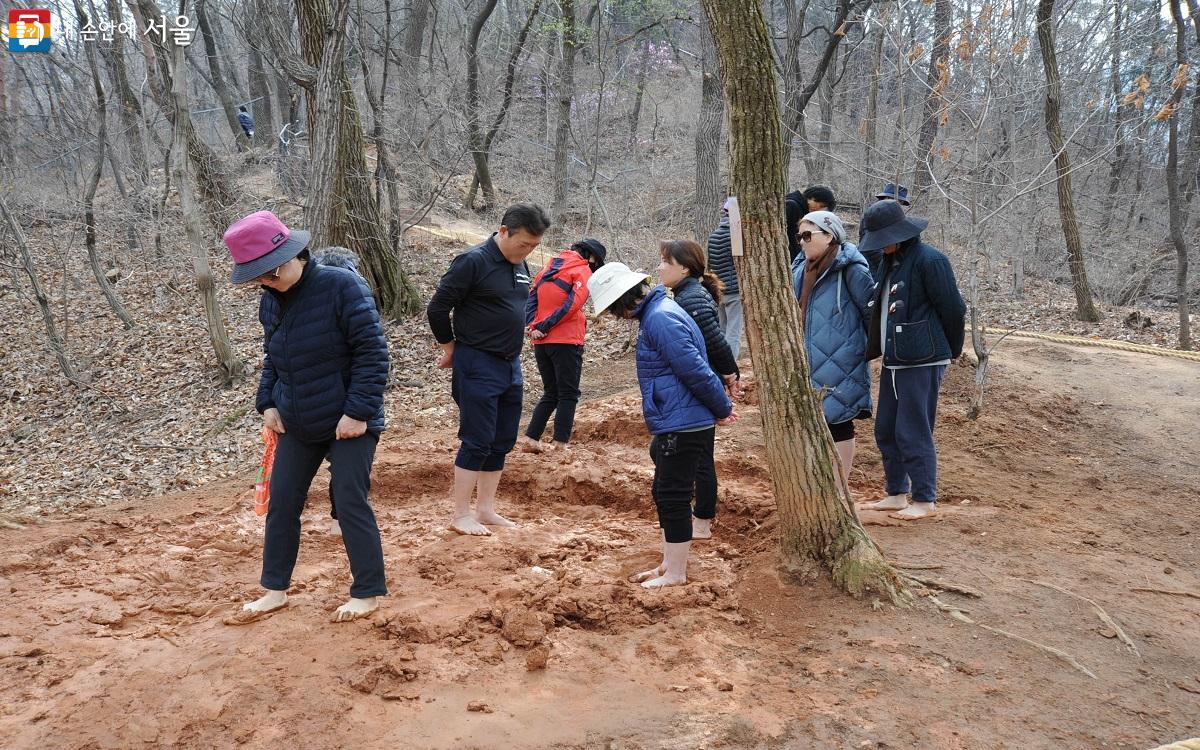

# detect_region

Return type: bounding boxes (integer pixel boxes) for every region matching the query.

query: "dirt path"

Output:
[1,339,1197,749]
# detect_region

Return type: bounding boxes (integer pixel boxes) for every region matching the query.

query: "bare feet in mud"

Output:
[475,510,517,528]
[858,494,909,511]
[639,571,687,589]
[333,597,378,622]
[631,564,665,584]
[691,517,713,540]
[450,515,492,536]
[890,502,937,521]
[224,590,288,624]
[517,436,544,453]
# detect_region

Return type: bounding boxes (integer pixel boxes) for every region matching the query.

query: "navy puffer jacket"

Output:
[791,243,874,425]
[705,218,739,295]
[634,285,733,435]
[671,276,738,378]
[255,262,390,442]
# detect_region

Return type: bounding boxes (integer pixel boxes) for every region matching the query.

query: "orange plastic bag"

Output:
[254,427,279,517]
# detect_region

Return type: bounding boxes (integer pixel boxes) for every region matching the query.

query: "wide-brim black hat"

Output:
[858,200,929,254]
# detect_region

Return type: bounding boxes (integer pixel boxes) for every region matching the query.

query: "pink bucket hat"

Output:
[223,210,312,284]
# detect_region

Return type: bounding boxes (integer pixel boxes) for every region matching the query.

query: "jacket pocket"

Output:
[893,320,935,364]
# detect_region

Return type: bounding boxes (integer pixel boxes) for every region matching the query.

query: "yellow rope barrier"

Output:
[978,326,1200,363]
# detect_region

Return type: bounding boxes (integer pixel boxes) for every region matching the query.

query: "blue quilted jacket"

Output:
[255,262,390,443]
[634,285,733,435]
[791,243,875,425]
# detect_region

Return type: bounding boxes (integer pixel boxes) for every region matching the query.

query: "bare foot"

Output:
[329,519,342,537]
[475,510,517,528]
[333,596,378,622]
[631,565,665,583]
[450,515,492,535]
[692,517,713,540]
[225,590,288,624]
[890,502,937,521]
[518,436,544,453]
[640,572,687,589]
[859,494,909,511]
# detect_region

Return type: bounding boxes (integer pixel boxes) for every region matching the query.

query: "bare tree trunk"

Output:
[628,38,651,149]
[911,0,951,200]
[861,19,885,205]
[358,0,402,251]
[195,0,250,150]
[466,0,501,208]
[1,197,80,381]
[247,12,277,146]
[694,16,724,244]
[75,0,135,329]
[102,0,150,183]
[551,0,579,223]
[699,0,905,601]
[401,0,432,80]
[297,0,422,318]
[168,2,243,383]
[468,0,543,208]
[1036,0,1100,322]
[1100,0,1127,224]
[1167,0,1193,350]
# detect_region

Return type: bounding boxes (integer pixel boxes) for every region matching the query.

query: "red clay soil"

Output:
[1,338,1198,749]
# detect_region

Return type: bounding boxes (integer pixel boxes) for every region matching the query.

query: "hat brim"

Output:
[857,216,929,254]
[590,270,651,316]
[230,229,312,284]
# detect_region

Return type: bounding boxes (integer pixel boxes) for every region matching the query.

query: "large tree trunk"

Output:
[861,19,885,205]
[297,0,422,318]
[699,0,905,601]
[247,9,277,148]
[401,0,432,81]
[168,2,243,383]
[1035,0,1100,323]
[195,0,251,150]
[75,0,135,329]
[1167,0,1193,350]
[693,16,724,244]
[911,0,951,200]
[551,0,579,224]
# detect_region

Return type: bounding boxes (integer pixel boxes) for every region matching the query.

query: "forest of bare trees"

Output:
[1,0,1194,356]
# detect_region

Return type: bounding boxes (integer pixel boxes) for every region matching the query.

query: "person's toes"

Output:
[450,516,492,536]
[476,511,517,528]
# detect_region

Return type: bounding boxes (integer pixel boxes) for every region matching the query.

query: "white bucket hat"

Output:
[587,262,651,315]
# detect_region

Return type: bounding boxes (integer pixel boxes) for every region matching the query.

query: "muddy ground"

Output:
[1,338,1198,749]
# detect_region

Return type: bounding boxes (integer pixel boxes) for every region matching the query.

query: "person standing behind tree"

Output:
[789,211,874,499]
[785,186,837,262]
[237,105,255,141]
[855,201,965,521]
[705,206,745,360]
[586,264,736,588]
[427,203,551,536]
[518,238,607,453]
[658,239,739,540]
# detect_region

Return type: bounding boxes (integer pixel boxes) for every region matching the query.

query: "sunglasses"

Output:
[255,265,283,283]
[797,230,829,243]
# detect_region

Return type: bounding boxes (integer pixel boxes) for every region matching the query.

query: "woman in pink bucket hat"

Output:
[224,210,391,623]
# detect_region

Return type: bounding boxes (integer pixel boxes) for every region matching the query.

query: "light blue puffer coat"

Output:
[791,243,874,425]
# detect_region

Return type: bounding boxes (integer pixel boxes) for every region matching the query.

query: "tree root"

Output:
[927,596,1096,679]
[901,572,983,598]
[1017,578,1139,657]
[1132,587,1200,601]
[829,538,912,606]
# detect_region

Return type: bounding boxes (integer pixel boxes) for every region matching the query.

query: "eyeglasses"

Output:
[797,230,829,243]
[255,265,283,283]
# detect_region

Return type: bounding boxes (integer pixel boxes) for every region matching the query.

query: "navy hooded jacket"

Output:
[255,262,390,443]
[634,285,733,435]
[866,240,966,366]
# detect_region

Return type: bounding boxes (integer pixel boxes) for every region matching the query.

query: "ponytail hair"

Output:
[659,239,724,303]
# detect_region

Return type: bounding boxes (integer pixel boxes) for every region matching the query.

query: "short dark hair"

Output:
[500,202,551,236]
[803,185,837,211]
[608,281,649,318]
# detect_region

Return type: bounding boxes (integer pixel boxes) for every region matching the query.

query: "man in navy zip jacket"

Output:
[427,203,551,536]
[856,201,965,521]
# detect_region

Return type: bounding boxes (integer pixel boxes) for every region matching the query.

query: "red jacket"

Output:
[525,250,592,345]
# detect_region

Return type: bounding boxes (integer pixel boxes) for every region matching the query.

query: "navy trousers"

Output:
[874,365,946,502]
[452,343,523,472]
[262,431,387,598]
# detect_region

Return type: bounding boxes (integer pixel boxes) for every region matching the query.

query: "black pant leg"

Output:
[328,433,387,598]
[261,434,326,591]
[525,345,559,441]
[550,345,584,443]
